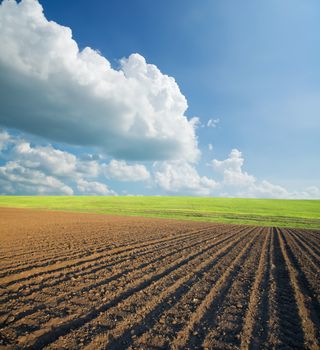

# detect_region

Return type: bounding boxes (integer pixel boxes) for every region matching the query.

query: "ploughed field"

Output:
[0,208,319,350]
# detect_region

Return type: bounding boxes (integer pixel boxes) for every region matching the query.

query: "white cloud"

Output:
[0,0,199,162]
[210,149,288,197]
[0,130,148,195]
[211,149,255,187]
[0,130,119,195]
[0,129,319,198]
[212,149,243,174]
[11,140,100,178]
[0,130,10,151]
[10,137,149,182]
[0,161,73,195]
[208,143,213,151]
[288,186,320,200]
[13,141,76,176]
[210,149,320,199]
[76,178,116,196]
[103,159,150,182]
[234,180,290,199]
[207,118,220,128]
[189,117,201,129]
[153,161,219,196]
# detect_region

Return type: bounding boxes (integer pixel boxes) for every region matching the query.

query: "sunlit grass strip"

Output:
[0,196,319,229]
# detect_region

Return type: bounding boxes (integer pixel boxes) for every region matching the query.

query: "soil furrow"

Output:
[1,208,319,350]
[10,230,243,348]
[299,229,320,244]
[128,230,257,350]
[0,226,224,277]
[239,227,271,349]
[291,228,320,257]
[288,229,320,264]
[1,228,227,329]
[0,226,221,304]
[278,229,320,347]
[268,228,308,349]
[247,227,273,349]
[170,228,261,349]
[190,229,264,350]
[285,229,320,282]
[75,228,254,350]
[1,226,222,286]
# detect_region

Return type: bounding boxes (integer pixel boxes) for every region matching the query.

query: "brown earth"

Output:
[0,207,319,350]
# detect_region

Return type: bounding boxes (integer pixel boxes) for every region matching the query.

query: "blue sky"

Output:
[0,0,319,197]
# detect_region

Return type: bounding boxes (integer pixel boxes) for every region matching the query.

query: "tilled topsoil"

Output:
[0,207,319,350]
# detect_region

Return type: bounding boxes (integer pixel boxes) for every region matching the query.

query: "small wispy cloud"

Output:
[207,118,220,128]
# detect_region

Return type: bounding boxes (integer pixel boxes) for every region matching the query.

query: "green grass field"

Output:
[0,196,319,229]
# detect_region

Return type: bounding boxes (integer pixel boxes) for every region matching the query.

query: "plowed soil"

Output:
[0,208,319,350]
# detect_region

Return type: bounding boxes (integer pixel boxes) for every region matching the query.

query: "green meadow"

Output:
[0,196,319,229]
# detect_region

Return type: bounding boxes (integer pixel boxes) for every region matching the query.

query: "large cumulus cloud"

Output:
[0,0,199,161]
